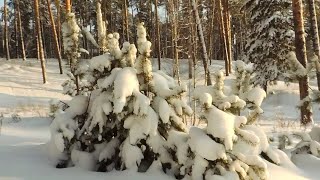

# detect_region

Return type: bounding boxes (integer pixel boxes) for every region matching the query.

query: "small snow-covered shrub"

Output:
[49,99,68,119]
[183,92,285,180]
[11,113,21,123]
[278,127,320,161]
[194,61,266,124]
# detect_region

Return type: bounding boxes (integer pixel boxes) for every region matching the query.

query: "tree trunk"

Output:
[123,0,130,41]
[16,0,26,61]
[192,0,212,85]
[188,0,194,80]
[223,0,232,73]
[1,12,4,57]
[155,0,161,70]
[307,0,320,91]
[34,0,47,83]
[54,0,62,57]
[47,0,63,74]
[4,0,10,60]
[292,0,312,125]
[14,0,19,59]
[41,23,47,59]
[217,0,229,76]
[97,0,107,53]
[168,0,180,84]
[65,0,71,13]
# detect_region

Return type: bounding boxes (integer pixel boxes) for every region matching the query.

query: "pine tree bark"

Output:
[4,0,10,60]
[217,0,229,76]
[1,13,4,57]
[14,1,19,59]
[54,0,62,56]
[192,0,212,85]
[41,23,47,59]
[168,0,180,84]
[34,0,47,83]
[65,0,71,13]
[16,0,26,61]
[123,0,130,41]
[307,0,320,91]
[223,0,232,73]
[292,0,312,125]
[155,0,161,70]
[207,1,215,65]
[46,0,63,74]
[188,0,195,79]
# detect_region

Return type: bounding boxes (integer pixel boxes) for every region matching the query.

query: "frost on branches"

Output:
[62,12,95,96]
[194,62,266,125]
[96,0,107,52]
[62,13,81,74]
[184,61,281,180]
[48,23,193,174]
[49,23,281,180]
[243,0,294,88]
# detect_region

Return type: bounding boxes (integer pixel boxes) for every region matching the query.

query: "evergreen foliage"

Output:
[243,0,295,87]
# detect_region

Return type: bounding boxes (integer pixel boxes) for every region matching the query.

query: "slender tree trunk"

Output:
[4,0,10,60]
[168,0,180,83]
[207,1,215,65]
[164,10,168,58]
[34,0,47,83]
[307,0,320,90]
[292,0,312,125]
[97,0,107,53]
[188,0,194,80]
[54,0,62,56]
[223,0,232,73]
[155,0,161,70]
[46,0,63,74]
[35,20,40,60]
[16,0,26,61]
[192,0,212,85]
[65,0,71,13]
[123,0,130,41]
[1,12,4,57]
[41,23,47,59]
[217,0,229,76]
[14,1,19,59]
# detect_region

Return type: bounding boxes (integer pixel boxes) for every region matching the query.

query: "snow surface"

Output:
[0,58,320,179]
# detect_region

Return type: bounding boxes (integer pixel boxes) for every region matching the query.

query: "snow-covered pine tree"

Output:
[47,23,193,174]
[232,61,267,124]
[194,61,266,125]
[194,70,246,115]
[243,0,294,90]
[62,12,81,75]
[183,90,287,180]
[181,79,288,180]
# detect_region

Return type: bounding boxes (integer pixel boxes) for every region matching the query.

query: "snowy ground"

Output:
[0,58,320,179]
